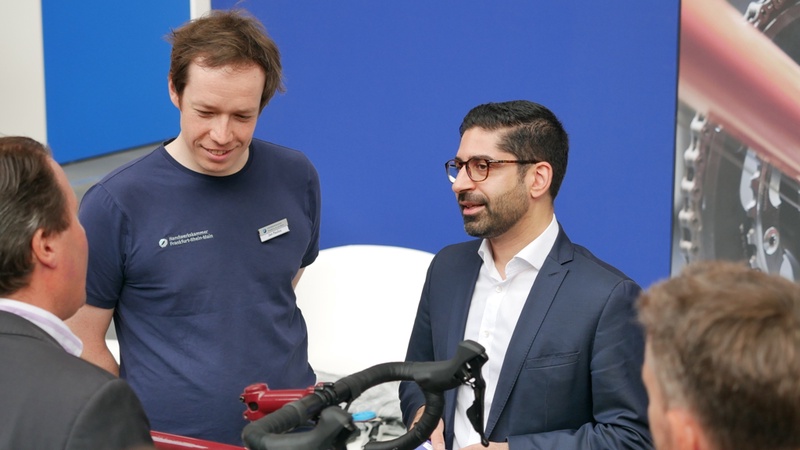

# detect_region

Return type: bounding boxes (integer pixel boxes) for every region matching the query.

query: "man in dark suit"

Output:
[0,136,153,449]
[400,101,652,449]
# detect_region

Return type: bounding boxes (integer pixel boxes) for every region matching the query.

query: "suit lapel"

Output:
[442,241,483,436]
[445,249,482,356]
[484,229,574,436]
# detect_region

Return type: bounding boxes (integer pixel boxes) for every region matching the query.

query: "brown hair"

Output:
[637,260,800,450]
[167,9,284,113]
[0,136,69,295]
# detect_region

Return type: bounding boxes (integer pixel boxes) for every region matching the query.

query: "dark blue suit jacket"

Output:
[400,227,652,449]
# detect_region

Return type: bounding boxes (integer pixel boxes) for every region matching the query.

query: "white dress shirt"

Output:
[453,215,559,449]
[0,298,83,357]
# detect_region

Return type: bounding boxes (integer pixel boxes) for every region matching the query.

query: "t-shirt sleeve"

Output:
[301,161,321,268]
[79,183,127,309]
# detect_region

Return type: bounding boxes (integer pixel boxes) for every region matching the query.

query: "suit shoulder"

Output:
[2,329,116,383]
[424,240,483,278]
[567,243,639,288]
[435,239,482,257]
[38,340,117,385]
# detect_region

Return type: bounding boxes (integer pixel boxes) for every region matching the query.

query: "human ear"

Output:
[168,76,181,109]
[666,408,707,450]
[30,228,57,269]
[529,162,553,199]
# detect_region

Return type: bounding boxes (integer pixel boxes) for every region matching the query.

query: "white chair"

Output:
[295,244,434,377]
[295,244,434,422]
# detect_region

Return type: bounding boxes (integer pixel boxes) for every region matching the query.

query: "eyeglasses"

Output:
[445,157,539,183]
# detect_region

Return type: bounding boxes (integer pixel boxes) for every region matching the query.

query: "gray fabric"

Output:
[317,371,402,419]
[0,311,153,450]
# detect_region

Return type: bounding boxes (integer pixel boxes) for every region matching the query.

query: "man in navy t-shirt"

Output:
[66,10,321,445]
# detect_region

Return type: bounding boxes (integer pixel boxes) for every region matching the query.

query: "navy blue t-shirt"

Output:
[80,139,321,445]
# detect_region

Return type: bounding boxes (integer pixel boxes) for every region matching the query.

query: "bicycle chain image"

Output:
[678,0,800,280]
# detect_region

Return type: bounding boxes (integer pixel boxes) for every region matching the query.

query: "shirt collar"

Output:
[478,214,560,274]
[0,298,84,357]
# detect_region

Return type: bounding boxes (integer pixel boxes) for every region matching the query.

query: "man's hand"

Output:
[411,406,446,450]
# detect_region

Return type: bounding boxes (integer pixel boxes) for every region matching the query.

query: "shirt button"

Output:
[483,330,490,338]
[495,286,502,293]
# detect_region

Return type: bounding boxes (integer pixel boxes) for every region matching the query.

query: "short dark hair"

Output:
[637,261,800,450]
[167,9,284,113]
[459,100,569,200]
[0,137,69,296]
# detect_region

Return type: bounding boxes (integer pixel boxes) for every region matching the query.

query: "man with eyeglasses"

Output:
[399,100,652,449]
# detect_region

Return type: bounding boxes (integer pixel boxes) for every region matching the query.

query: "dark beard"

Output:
[461,185,528,238]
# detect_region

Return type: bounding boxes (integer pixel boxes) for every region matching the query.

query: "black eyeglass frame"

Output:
[445,157,539,183]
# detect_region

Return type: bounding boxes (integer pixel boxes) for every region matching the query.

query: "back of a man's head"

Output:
[0,136,69,297]
[637,261,800,450]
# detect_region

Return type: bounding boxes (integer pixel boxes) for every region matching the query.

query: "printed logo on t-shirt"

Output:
[159,230,214,248]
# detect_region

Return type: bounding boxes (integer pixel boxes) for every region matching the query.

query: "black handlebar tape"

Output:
[242,364,414,450]
[334,362,417,400]
[242,392,326,448]
[241,340,487,450]
[244,406,355,450]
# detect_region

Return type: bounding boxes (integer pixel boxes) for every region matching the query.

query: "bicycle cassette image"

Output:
[677,0,800,281]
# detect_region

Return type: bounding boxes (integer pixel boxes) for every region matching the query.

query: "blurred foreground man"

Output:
[637,261,800,450]
[0,136,152,449]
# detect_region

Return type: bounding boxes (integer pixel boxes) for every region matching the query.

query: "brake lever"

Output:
[464,356,489,447]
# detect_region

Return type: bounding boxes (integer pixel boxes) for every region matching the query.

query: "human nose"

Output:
[209,116,233,144]
[451,164,474,193]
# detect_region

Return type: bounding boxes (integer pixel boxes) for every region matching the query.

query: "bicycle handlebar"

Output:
[242,340,488,450]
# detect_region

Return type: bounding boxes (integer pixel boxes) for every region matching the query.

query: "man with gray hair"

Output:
[637,260,800,450]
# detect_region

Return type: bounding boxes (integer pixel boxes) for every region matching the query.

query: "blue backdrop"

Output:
[212,1,680,288]
[42,0,186,162]
[42,1,679,289]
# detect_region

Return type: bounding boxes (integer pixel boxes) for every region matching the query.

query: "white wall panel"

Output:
[0,0,47,142]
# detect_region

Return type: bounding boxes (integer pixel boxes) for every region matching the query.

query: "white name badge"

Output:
[259,218,290,243]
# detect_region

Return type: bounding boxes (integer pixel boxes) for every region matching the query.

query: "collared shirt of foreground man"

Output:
[0,136,153,450]
[65,9,321,445]
[399,100,652,450]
